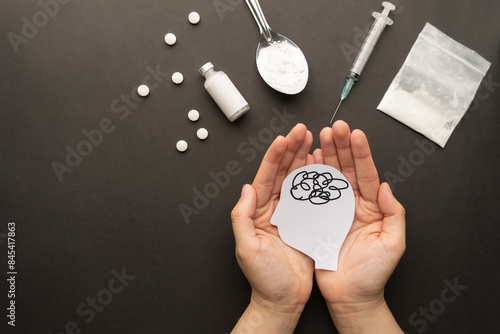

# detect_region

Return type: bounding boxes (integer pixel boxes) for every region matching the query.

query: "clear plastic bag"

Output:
[378,23,491,148]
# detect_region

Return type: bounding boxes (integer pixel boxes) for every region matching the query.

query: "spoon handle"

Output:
[245,0,273,42]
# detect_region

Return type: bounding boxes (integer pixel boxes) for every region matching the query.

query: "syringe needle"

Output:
[330,99,343,124]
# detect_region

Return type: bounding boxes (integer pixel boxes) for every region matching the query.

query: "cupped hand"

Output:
[231,123,316,315]
[313,121,406,321]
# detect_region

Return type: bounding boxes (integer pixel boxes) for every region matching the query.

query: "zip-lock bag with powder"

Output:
[378,23,491,148]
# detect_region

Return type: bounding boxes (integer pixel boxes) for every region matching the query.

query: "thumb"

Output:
[378,182,406,252]
[231,184,257,249]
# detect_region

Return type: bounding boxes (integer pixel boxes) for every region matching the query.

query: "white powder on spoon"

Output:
[257,39,307,94]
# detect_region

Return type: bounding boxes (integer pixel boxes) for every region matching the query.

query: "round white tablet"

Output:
[197,128,208,140]
[172,72,184,85]
[188,109,200,122]
[176,140,188,152]
[137,85,150,97]
[164,33,176,46]
[188,12,200,25]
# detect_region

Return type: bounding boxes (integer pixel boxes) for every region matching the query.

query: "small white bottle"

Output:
[199,62,250,122]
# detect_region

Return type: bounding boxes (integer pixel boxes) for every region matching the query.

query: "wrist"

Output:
[328,297,402,334]
[250,293,305,329]
[231,294,304,334]
[328,293,385,319]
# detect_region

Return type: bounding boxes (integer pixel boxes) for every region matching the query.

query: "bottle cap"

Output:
[199,62,214,76]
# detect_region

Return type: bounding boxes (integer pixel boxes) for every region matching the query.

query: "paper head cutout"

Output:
[270,164,355,271]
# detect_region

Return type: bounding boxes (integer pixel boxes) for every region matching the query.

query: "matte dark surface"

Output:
[1,0,499,333]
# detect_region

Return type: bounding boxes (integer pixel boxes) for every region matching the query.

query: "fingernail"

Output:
[241,184,251,198]
[384,182,394,195]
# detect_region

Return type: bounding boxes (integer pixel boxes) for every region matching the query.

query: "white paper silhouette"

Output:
[270,164,355,271]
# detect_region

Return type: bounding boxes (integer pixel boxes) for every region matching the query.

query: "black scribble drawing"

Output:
[290,171,349,205]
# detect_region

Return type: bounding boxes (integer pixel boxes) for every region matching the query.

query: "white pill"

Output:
[188,109,200,122]
[137,85,150,97]
[188,12,200,25]
[172,72,184,84]
[164,33,176,46]
[197,128,209,140]
[176,140,188,152]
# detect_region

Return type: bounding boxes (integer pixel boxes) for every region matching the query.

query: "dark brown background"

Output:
[1,0,499,333]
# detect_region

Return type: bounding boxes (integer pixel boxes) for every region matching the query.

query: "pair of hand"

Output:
[230,121,406,334]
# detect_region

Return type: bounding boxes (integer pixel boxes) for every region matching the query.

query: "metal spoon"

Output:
[245,0,309,95]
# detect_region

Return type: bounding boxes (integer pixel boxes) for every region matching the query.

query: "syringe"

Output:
[330,2,396,124]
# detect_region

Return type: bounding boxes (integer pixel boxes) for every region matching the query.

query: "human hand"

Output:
[313,121,406,333]
[231,124,315,333]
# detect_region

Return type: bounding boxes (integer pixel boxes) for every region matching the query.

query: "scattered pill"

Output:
[164,33,176,46]
[172,72,184,84]
[188,12,200,25]
[176,140,188,152]
[197,128,209,140]
[137,85,150,97]
[188,109,200,122]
